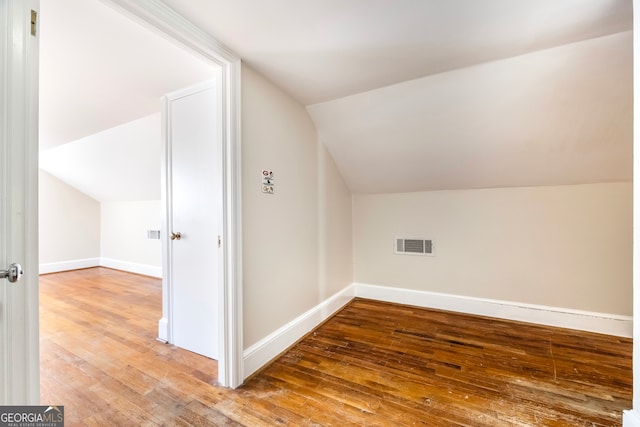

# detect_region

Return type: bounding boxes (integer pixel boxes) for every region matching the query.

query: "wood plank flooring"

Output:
[40,268,632,426]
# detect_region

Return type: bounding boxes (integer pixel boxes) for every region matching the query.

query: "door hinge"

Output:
[218,235,221,248]
[30,10,37,37]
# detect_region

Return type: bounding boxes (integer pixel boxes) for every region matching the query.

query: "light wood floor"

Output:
[40,268,632,426]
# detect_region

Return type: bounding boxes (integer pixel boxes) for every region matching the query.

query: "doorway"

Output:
[38,0,242,388]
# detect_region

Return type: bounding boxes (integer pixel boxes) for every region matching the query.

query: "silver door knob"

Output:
[0,263,23,283]
[170,232,182,241]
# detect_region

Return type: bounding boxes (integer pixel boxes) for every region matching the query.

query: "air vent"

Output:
[395,237,435,256]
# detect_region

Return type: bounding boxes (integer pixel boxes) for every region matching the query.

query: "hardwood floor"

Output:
[40,268,632,426]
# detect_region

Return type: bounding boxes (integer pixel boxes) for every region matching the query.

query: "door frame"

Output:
[0,0,40,404]
[98,0,243,388]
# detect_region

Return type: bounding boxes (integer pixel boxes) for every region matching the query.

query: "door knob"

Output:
[170,232,182,241]
[0,263,23,283]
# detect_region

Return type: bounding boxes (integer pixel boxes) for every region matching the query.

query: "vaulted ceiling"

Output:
[40,0,633,199]
[39,0,214,201]
[161,0,632,105]
[308,31,632,193]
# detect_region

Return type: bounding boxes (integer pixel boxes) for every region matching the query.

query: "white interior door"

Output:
[0,0,40,404]
[165,79,221,360]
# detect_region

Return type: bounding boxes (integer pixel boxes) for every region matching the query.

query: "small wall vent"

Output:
[395,237,434,256]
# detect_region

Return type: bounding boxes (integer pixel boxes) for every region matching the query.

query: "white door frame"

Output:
[0,0,40,404]
[98,0,243,388]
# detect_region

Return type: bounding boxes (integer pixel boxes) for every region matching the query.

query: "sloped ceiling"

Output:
[40,0,633,198]
[40,114,162,202]
[39,0,215,202]
[308,32,633,193]
[161,0,633,193]
[160,0,632,105]
[39,0,214,150]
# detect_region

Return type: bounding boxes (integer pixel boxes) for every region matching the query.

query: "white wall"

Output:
[100,200,162,277]
[318,142,353,300]
[39,170,100,266]
[242,65,353,349]
[353,182,632,316]
[39,170,162,276]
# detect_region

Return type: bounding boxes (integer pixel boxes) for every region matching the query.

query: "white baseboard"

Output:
[624,410,640,427]
[157,317,169,342]
[39,258,100,274]
[99,258,163,278]
[243,286,355,379]
[39,257,162,278]
[354,283,633,338]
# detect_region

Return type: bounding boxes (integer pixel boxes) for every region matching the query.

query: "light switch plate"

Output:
[262,170,274,194]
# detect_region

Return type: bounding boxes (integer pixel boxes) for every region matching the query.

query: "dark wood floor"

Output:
[40,268,632,426]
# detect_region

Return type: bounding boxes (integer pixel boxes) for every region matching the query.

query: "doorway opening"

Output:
[37,0,241,395]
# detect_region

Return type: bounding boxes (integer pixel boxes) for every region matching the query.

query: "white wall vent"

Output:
[395,237,435,256]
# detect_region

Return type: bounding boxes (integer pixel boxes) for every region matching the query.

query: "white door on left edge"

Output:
[164,79,221,360]
[0,0,40,404]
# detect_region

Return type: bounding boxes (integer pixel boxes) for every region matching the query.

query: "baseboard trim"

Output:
[243,286,355,379]
[39,258,100,274]
[624,410,640,427]
[39,258,162,278]
[354,283,633,338]
[99,258,163,278]
[157,317,169,342]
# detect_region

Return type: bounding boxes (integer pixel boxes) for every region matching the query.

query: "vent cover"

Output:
[395,237,435,256]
